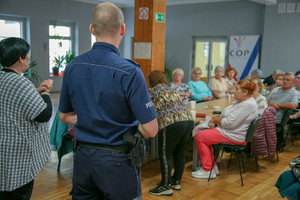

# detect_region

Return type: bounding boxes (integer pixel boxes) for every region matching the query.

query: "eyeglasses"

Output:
[283,78,293,81]
[193,73,201,75]
[295,77,300,80]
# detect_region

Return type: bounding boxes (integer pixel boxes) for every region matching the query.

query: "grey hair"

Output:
[251,69,263,77]
[285,72,295,80]
[215,65,224,73]
[172,68,184,77]
[273,69,282,74]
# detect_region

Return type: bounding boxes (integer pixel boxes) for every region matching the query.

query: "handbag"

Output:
[289,156,300,182]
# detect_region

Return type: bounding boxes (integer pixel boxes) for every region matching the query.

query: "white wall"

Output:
[123,1,265,83]
[261,0,300,75]
[1,0,299,91]
[0,0,95,91]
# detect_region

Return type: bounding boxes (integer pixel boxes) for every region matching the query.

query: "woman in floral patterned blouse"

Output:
[148,70,194,196]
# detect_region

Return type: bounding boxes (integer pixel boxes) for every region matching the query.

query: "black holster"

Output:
[123,130,147,167]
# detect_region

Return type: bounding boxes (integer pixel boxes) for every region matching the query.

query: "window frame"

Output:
[0,14,29,42]
[49,19,77,75]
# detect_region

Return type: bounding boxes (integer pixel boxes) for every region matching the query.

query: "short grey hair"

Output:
[285,72,295,80]
[215,65,224,73]
[251,69,263,77]
[172,68,184,77]
[273,69,282,75]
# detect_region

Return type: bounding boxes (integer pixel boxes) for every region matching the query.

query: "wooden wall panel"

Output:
[152,0,166,43]
[133,0,166,82]
[134,0,153,41]
[151,41,165,72]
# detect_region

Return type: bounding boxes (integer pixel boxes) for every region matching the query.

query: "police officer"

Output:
[59,2,158,199]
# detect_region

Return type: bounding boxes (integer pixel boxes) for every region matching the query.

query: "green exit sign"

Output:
[155,13,165,22]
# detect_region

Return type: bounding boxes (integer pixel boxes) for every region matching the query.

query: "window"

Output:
[0,14,28,41]
[49,20,76,75]
[0,14,28,70]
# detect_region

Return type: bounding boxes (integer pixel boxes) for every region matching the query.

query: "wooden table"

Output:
[150,97,236,164]
[187,97,235,170]
[187,97,235,122]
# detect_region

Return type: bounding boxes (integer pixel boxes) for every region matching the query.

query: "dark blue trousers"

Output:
[72,146,142,200]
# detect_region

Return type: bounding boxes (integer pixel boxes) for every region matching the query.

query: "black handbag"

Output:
[289,156,300,182]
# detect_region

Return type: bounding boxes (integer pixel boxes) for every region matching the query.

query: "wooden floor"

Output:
[31,93,298,200]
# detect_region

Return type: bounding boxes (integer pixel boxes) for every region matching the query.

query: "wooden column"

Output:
[133,0,166,83]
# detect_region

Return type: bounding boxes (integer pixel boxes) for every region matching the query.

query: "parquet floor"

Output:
[30,93,298,200]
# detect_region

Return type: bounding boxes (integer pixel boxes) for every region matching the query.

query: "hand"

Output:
[290,115,297,119]
[208,119,215,128]
[203,96,213,101]
[269,102,280,110]
[37,79,53,93]
[181,92,190,98]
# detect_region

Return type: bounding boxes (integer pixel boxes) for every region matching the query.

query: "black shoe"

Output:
[170,178,181,191]
[149,184,173,196]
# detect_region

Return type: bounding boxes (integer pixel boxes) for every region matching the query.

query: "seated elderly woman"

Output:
[252,78,268,115]
[169,68,193,103]
[266,72,284,97]
[264,69,282,89]
[249,68,264,80]
[148,70,194,196]
[192,79,258,179]
[187,67,212,102]
[224,67,238,94]
[208,65,228,99]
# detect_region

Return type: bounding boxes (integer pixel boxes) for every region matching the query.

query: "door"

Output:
[193,38,227,83]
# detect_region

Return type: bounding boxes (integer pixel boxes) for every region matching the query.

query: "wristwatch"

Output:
[41,91,50,95]
[293,114,297,119]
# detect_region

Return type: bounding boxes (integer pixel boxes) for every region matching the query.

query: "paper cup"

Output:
[215,106,221,112]
[190,101,196,109]
[190,111,196,120]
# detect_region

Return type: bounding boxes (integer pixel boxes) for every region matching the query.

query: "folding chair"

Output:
[208,116,262,186]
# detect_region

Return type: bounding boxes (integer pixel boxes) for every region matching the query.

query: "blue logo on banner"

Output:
[240,37,260,80]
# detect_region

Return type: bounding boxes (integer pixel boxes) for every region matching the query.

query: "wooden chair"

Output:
[208,116,262,186]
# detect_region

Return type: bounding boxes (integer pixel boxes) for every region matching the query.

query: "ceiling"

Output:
[72,0,277,7]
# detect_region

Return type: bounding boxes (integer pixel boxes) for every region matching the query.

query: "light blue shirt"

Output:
[266,87,299,123]
[187,80,212,101]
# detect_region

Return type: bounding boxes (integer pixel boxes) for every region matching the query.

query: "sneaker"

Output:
[170,178,181,191]
[194,166,219,176]
[191,168,216,179]
[214,165,219,175]
[149,184,173,196]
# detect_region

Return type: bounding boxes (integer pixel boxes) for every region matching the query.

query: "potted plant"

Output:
[164,56,177,83]
[52,55,65,75]
[23,56,41,86]
[65,51,76,67]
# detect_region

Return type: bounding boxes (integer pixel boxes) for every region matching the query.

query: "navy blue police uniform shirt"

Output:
[59,42,158,145]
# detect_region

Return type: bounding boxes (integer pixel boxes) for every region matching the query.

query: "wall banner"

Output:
[228,35,260,80]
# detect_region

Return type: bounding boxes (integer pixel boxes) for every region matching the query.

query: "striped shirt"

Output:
[255,95,268,116]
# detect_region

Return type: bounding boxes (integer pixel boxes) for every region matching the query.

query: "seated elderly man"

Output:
[266,72,299,147]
